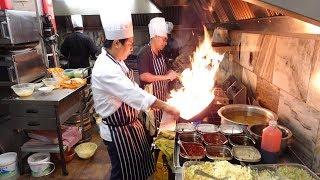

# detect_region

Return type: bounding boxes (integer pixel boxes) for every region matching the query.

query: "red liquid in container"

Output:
[261,120,282,163]
[0,0,13,10]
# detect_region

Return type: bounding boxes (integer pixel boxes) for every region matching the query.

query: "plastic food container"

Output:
[196,124,219,134]
[38,86,54,94]
[11,83,35,97]
[202,132,228,146]
[179,133,202,143]
[206,145,233,161]
[179,142,205,160]
[176,123,196,133]
[42,78,59,88]
[219,124,243,135]
[232,145,261,162]
[34,82,44,90]
[228,134,256,146]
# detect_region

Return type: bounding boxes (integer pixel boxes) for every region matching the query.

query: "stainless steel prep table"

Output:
[1,84,86,176]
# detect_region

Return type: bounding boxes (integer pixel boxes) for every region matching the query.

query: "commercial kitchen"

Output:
[0,0,320,179]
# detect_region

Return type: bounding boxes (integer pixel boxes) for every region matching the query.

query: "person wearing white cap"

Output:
[60,15,98,68]
[91,5,179,180]
[138,17,179,135]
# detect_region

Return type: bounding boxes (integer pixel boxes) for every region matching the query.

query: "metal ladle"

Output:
[195,169,229,180]
[177,140,190,157]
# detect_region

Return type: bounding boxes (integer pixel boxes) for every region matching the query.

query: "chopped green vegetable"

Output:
[277,166,315,180]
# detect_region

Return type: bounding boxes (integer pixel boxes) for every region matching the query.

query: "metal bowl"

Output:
[196,124,219,134]
[232,145,261,163]
[179,142,206,160]
[202,133,228,146]
[218,104,278,126]
[247,124,293,154]
[228,134,256,147]
[176,123,196,133]
[179,133,202,143]
[206,145,233,161]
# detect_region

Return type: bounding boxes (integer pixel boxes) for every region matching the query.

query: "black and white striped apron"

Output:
[150,46,169,128]
[103,52,154,180]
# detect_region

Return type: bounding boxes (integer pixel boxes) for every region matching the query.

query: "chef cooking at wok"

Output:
[138,17,179,138]
[91,3,180,180]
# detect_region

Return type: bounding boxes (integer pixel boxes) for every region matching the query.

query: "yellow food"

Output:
[223,111,269,125]
[47,68,69,82]
[17,90,33,97]
[184,161,253,180]
[60,78,86,89]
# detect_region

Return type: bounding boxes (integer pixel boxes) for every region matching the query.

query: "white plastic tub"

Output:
[0,152,18,178]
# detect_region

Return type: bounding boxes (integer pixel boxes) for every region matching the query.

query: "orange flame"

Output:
[167,27,224,120]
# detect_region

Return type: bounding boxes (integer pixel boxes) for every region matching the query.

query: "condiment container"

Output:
[232,145,261,163]
[179,142,205,160]
[206,145,233,161]
[202,133,228,146]
[261,120,282,163]
[196,124,219,134]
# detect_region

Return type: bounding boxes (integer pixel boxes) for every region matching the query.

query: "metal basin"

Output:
[218,104,278,126]
[247,124,293,154]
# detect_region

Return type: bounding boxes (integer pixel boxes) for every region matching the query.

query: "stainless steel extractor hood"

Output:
[53,0,161,16]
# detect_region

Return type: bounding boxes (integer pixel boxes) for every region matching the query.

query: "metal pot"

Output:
[247,124,293,154]
[217,104,278,127]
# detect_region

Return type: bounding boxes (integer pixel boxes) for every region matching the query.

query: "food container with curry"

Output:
[179,142,206,160]
[202,132,228,146]
[206,145,233,161]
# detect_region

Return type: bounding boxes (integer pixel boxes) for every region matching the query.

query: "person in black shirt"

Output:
[60,26,98,68]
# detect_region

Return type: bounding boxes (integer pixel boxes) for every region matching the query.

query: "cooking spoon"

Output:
[195,169,229,180]
[177,140,190,157]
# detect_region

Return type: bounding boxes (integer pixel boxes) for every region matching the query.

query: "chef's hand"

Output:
[151,100,180,119]
[163,104,180,120]
[166,70,179,81]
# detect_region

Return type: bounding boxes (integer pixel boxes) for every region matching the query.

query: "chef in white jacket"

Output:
[91,4,179,180]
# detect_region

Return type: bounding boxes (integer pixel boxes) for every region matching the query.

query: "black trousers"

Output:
[104,140,122,180]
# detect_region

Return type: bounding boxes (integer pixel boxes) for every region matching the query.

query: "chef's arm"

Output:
[140,72,170,83]
[151,99,180,117]
[140,71,178,82]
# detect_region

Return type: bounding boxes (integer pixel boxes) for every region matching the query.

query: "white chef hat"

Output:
[148,17,167,38]
[166,21,173,34]
[99,2,133,40]
[71,15,83,28]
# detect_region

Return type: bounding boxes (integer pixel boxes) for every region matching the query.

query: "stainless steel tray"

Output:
[250,163,320,180]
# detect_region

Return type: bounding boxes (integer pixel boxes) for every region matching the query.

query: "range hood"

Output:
[53,0,161,16]
[181,0,320,34]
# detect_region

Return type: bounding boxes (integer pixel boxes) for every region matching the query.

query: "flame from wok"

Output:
[167,27,224,120]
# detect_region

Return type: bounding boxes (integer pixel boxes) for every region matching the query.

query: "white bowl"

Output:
[38,86,53,94]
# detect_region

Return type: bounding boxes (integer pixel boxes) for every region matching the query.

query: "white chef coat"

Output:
[92,48,157,141]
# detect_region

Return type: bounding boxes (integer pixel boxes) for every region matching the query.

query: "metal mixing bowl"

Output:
[247,124,293,154]
[218,104,278,126]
